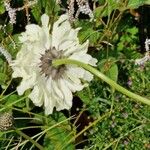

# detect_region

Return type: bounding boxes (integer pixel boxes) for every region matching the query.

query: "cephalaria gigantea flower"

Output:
[11,14,97,114]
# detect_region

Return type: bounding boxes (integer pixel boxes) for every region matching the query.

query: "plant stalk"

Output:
[15,128,44,150]
[53,58,150,106]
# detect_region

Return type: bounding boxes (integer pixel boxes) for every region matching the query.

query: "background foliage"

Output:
[0,0,150,149]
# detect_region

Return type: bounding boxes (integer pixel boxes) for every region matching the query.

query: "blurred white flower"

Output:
[135,51,150,65]
[135,38,150,66]
[145,38,150,51]
[4,1,17,24]
[0,46,12,64]
[11,14,97,114]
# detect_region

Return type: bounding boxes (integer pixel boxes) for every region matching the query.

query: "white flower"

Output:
[135,51,150,65]
[4,1,17,24]
[135,38,150,66]
[0,46,12,64]
[145,38,150,51]
[11,14,97,114]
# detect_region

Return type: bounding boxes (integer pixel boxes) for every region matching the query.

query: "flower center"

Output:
[39,48,66,79]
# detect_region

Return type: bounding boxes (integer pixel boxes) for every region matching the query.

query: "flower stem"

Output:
[15,128,44,150]
[53,58,150,106]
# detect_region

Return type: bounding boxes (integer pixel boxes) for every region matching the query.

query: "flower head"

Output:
[11,14,97,114]
[0,112,14,131]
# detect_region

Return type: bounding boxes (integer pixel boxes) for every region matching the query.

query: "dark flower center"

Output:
[39,47,66,79]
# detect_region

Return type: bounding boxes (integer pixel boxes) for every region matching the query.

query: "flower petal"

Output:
[52,80,64,99]
[63,75,84,92]
[28,85,43,107]
[59,78,73,108]
[41,14,49,27]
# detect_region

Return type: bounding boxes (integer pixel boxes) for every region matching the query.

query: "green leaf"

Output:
[43,113,75,150]
[0,73,8,85]
[0,1,5,14]
[106,63,118,82]
[127,0,145,9]
[5,94,26,108]
[98,58,118,82]
[77,88,91,104]
[31,0,42,22]
[94,5,107,18]
[31,0,60,23]
[144,0,150,4]
[126,27,138,35]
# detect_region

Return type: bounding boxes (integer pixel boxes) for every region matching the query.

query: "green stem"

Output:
[53,59,150,106]
[61,112,110,150]
[15,128,44,150]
